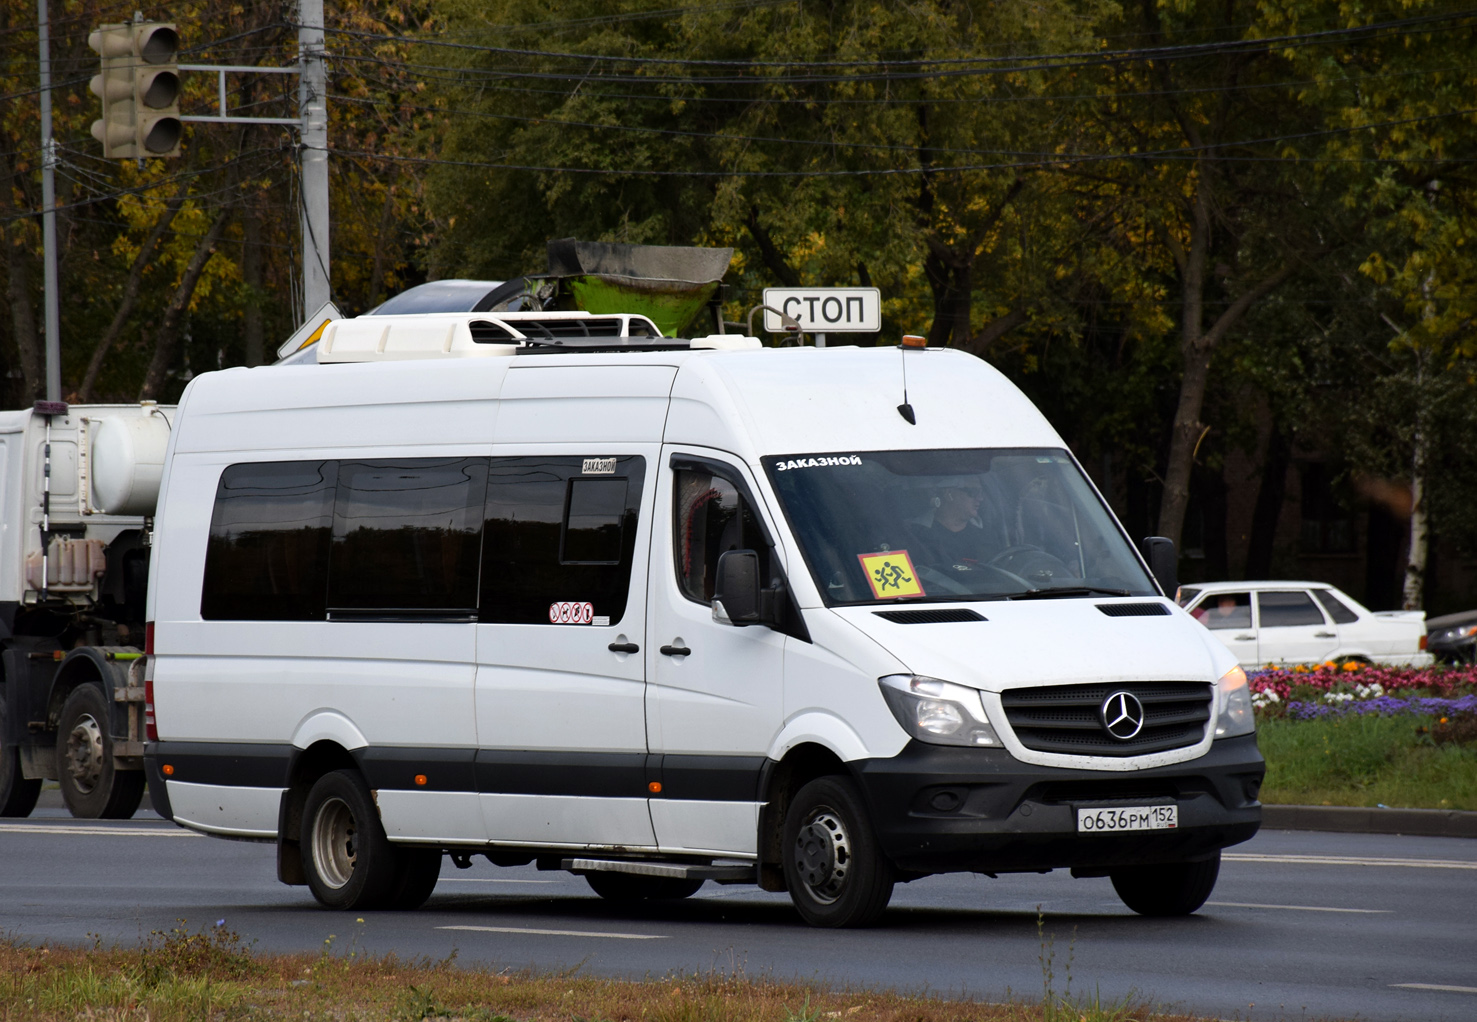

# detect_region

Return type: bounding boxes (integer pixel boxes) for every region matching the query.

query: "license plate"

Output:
[1076,805,1178,832]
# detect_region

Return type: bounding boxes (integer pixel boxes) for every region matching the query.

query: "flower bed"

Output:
[1250,662,1477,716]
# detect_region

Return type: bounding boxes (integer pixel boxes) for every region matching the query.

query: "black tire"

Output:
[782,775,894,927]
[300,770,400,910]
[0,699,42,818]
[584,871,704,902]
[56,684,145,820]
[1110,852,1221,916]
[388,847,443,910]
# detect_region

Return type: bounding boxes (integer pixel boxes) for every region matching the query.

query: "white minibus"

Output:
[144,312,1262,927]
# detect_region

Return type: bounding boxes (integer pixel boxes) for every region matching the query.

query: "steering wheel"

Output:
[989,544,1074,584]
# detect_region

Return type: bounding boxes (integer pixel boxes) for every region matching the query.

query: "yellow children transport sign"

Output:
[856,550,924,599]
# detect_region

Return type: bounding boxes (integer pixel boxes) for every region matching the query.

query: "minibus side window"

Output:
[327,458,488,615]
[201,461,337,620]
[480,456,645,625]
[673,468,771,604]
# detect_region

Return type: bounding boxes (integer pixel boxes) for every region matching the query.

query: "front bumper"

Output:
[853,733,1264,874]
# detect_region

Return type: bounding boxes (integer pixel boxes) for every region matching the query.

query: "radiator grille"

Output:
[1000,681,1212,757]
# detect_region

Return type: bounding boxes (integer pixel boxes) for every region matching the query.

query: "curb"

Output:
[1262,804,1477,839]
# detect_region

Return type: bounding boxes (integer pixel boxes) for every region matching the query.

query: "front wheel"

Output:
[585,871,703,902]
[56,684,144,819]
[300,770,400,910]
[0,701,42,817]
[1110,852,1220,916]
[782,776,894,927]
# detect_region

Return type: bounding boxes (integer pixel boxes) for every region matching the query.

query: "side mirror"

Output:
[1140,536,1178,598]
[713,549,780,626]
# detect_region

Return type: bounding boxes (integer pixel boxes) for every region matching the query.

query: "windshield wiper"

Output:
[1004,585,1134,601]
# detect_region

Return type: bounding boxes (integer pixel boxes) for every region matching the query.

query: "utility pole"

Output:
[37,0,61,402]
[297,0,330,324]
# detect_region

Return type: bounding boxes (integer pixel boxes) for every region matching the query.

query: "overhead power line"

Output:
[319,7,1477,74]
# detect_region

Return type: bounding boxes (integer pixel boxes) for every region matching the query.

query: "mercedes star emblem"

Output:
[1100,691,1146,740]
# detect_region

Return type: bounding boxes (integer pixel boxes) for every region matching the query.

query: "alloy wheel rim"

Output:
[311,796,358,889]
[793,807,851,904]
[64,713,105,794]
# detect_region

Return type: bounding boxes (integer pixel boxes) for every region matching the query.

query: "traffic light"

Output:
[89,22,182,159]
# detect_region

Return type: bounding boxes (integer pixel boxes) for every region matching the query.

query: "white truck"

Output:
[0,400,173,818]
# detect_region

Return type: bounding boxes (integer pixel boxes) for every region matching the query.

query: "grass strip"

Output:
[1257,713,1477,810]
[0,921,1219,1022]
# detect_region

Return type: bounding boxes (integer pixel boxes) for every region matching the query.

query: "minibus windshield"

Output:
[762,449,1157,605]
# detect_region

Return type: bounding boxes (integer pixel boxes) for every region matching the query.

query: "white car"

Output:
[1177,581,1432,668]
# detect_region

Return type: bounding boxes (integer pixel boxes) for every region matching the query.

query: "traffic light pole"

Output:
[36,0,61,402]
[297,0,330,325]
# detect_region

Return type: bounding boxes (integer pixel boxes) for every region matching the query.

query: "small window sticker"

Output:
[582,457,617,475]
[857,550,925,599]
[548,601,595,624]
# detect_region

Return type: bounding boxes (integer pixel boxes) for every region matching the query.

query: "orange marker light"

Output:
[161,764,174,776]
[648,781,662,793]
[414,774,428,786]
[901,334,927,348]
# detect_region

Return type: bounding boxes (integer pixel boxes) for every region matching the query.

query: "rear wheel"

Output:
[0,701,42,817]
[1110,852,1220,916]
[782,776,894,927]
[300,770,400,910]
[584,871,703,902]
[56,684,144,819]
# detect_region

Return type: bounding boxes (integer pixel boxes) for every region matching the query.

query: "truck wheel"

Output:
[56,684,145,819]
[388,848,443,910]
[782,776,894,927]
[1111,852,1221,916]
[0,702,42,817]
[585,872,703,902]
[300,770,399,910]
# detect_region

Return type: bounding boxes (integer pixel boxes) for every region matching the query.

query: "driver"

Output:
[905,476,1000,573]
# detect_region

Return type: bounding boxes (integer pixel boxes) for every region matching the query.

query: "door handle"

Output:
[1234,634,1255,641]
[1314,631,1336,638]
[659,644,691,657]
[608,642,639,654]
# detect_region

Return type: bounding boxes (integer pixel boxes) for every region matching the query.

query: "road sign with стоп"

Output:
[762,287,880,333]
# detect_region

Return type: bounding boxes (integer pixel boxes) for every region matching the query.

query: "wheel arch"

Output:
[755,741,850,891]
[277,740,360,886]
[48,648,133,732]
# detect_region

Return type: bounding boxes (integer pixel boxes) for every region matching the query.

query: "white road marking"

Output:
[437,924,666,940]
[438,878,561,885]
[1207,901,1391,914]
[1391,984,1477,995]
[1225,853,1477,870]
[0,824,199,837]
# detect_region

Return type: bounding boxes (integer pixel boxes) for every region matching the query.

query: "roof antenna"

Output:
[897,335,925,424]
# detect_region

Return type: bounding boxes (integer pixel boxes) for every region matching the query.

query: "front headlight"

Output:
[1214,665,1254,738]
[879,675,1002,747]
[1436,624,1477,643]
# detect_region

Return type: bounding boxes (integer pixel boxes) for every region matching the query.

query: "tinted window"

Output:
[1258,590,1326,627]
[1192,592,1252,630]
[1177,587,1201,608]
[674,467,771,604]
[480,456,644,625]
[328,459,487,615]
[202,461,336,620]
[1312,588,1360,624]
[561,478,629,564]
